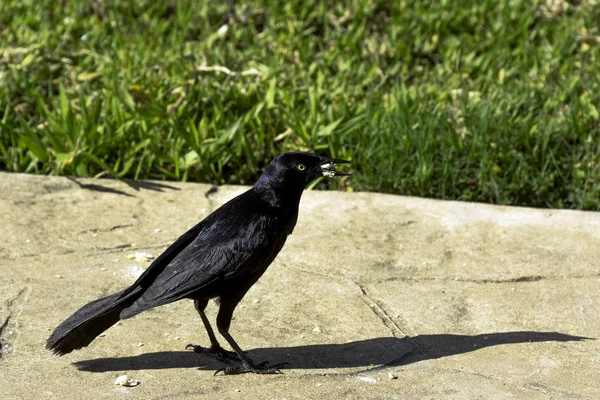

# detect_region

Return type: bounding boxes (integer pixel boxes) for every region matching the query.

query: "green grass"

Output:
[1,0,599,210]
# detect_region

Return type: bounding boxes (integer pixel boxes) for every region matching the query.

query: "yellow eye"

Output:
[296,163,306,171]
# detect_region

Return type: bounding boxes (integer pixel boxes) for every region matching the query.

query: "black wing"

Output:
[118,218,206,299]
[121,189,252,298]
[120,193,283,318]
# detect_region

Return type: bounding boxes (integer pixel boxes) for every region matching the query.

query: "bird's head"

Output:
[254,152,350,205]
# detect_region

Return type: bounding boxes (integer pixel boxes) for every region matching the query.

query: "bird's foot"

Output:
[215,360,289,376]
[185,344,240,363]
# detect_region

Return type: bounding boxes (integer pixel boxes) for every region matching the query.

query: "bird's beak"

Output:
[320,157,351,177]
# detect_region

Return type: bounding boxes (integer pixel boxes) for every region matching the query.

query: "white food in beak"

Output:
[321,163,337,177]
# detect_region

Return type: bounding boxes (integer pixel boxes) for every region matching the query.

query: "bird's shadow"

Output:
[67,177,181,198]
[73,331,592,373]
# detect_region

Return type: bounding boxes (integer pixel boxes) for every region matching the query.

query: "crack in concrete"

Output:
[0,315,10,338]
[79,223,135,234]
[358,286,426,355]
[10,243,171,260]
[283,263,426,356]
[9,249,77,259]
[83,243,171,257]
[4,287,27,310]
[281,262,365,295]
[374,273,600,285]
[11,242,175,260]
[329,363,587,399]
[0,315,10,358]
[422,366,588,399]
[523,382,588,399]
[92,243,137,252]
[0,287,29,359]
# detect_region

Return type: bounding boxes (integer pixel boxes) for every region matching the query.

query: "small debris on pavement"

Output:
[388,372,398,380]
[127,252,154,262]
[114,375,140,387]
[358,376,377,384]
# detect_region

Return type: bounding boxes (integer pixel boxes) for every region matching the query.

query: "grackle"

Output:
[46,152,350,375]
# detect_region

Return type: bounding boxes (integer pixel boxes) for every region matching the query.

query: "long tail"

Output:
[46,288,139,355]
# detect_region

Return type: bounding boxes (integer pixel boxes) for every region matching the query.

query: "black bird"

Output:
[46,152,350,375]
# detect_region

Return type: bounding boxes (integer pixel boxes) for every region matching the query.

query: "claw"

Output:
[186,344,240,363]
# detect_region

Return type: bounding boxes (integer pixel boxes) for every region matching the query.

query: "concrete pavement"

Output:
[0,172,598,399]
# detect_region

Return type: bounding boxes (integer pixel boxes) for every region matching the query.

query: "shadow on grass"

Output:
[67,177,180,197]
[73,331,592,373]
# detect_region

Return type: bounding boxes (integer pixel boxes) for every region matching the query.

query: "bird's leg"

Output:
[213,299,288,375]
[186,299,239,362]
